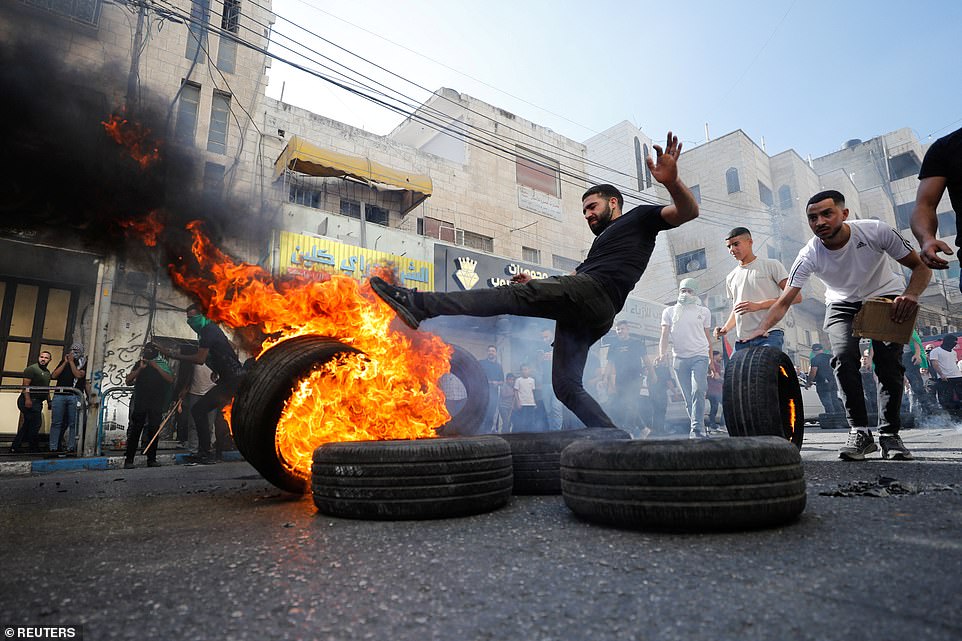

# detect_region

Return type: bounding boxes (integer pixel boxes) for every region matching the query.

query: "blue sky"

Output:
[266,0,962,159]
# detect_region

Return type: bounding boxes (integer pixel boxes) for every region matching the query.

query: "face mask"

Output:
[187,314,211,333]
[677,292,698,306]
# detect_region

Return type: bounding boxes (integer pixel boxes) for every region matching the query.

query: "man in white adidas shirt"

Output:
[747,190,931,461]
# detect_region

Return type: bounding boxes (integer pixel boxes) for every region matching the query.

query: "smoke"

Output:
[0,37,268,262]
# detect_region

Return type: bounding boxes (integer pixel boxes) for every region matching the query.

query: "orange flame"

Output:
[170,221,450,480]
[117,210,165,247]
[101,113,161,169]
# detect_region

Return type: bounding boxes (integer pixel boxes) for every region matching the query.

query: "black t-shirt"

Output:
[918,127,962,247]
[606,337,646,382]
[198,324,243,380]
[54,357,87,392]
[132,365,171,413]
[576,204,671,311]
[810,352,834,385]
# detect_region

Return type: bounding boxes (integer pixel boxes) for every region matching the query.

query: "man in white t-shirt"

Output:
[513,364,539,432]
[748,190,931,461]
[658,278,715,438]
[714,227,800,351]
[927,334,962,411]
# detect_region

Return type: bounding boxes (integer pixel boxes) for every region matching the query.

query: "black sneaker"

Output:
[184,453,214,465]
[147,460,161,468]
[879,433,914,460]
[839,429,878,461]
[123,460,136,469]
[369,276,425,330]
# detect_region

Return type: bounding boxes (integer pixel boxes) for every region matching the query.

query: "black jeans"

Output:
[12,395,44,451]
[420,275,617,428]
[824,301,905,433]
[192,375,241,457]
[125,408,163,462]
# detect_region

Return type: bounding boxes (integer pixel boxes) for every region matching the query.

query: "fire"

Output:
[117,210,165,247]
[101,113,161,169]
[170,221,451,481]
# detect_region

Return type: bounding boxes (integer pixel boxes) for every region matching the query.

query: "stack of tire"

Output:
[234,336,807,530]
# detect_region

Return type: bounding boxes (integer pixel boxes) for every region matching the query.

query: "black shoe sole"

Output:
[370,277,421,330]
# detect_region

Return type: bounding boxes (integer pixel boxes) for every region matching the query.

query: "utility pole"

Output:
[125,1,147,114]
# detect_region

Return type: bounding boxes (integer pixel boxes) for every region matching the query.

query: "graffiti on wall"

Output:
[93,330,147,392]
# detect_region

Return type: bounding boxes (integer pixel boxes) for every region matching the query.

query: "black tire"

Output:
[561,436,806,531]
[724,346,804,448]
[232,335,361,494]
[438,344,489,436]
[311,435,512,519]
[498,428,632,495]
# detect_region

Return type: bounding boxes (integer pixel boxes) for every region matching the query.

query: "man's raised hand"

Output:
[646,131,682,186]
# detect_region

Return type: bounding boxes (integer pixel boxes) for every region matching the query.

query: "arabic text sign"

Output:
[279,231,434,289]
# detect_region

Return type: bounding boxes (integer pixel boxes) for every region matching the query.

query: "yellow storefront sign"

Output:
[278,231,434,290]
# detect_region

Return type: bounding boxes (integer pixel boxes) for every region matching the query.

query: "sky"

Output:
[264,0,962,160]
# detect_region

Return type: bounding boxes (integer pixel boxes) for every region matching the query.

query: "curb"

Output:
[0,451,244,477]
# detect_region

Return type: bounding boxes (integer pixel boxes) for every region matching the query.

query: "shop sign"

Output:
[279,230,434,289]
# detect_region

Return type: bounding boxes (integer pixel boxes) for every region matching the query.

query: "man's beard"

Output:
[589,204,613,235]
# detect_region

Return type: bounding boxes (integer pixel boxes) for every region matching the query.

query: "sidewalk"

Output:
[0,449,244,476]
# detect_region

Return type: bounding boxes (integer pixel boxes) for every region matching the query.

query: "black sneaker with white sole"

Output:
[879,433,914,460]
[369,276,425,330]
[839,429,878,461]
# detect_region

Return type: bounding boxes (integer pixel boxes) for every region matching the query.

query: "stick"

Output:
[142,401,180,455]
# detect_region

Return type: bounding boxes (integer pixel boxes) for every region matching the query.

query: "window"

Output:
[203,162,224,197]
[173,81,201,144]
[217,0,239,73]
[419,217,456,242]
[289,186,320,209]
[938,211,957,240]
[461,230,494,253]
[634,138,645,191]
[643,144,652,189]
[366,205,389,226]
[553,254,580,271]
[675,248,706,275]
[21,0,102,26]
[522,246,540,264]
[895,202,914,230]
[516,149,560,197]
[888,151,922,181]
[340,199,361,219]
[185,0,210,61]
[726,167,740,194]
[689,184,701,204]
[206,91,230,154]
[758,181,773,208]
[778,185,792,210]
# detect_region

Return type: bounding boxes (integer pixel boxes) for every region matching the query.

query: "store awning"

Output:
[273,136,432,213]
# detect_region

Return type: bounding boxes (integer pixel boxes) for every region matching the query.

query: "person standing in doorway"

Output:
[10,351,52,453]
[658,279,715,438]
[49,342,87,453]
[477,345,504,433]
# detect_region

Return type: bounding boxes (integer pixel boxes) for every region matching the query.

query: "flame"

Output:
[169,221,451,480]
[787,398,796,434]
[101,113,161,169]
[117,210,165,247]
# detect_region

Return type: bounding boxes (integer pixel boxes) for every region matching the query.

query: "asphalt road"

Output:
[1,427,961,641]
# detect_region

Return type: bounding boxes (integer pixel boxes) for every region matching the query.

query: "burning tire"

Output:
[723,346,804,448]
[311,435,512,519]
[437,344,488,436]
[498,428,631,495]
[561,436,806,531]
[232,335,361,494]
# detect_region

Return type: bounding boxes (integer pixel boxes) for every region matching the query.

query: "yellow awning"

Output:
[273,136,432,212]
